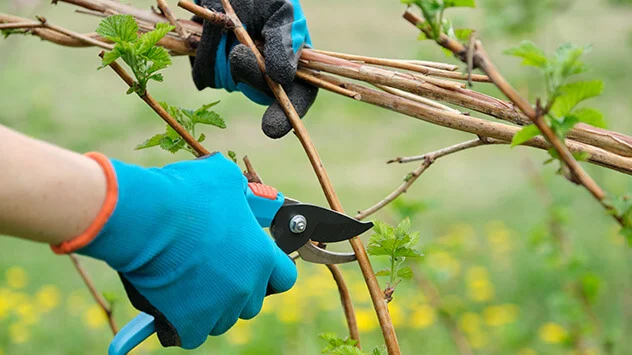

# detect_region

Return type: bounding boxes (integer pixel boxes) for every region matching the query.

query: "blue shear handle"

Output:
[109,312,155,355]
[245,183,285,228]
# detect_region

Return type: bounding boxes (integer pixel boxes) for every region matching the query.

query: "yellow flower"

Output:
[483,304,519,326]
[409,304,435,329]
[276,288,303,324]
[9,323,30,344]
[517,348,537,355]
[0,288,11,320]
[440,223,476,247]
[16,302,40,325]
[539,322,568,344]
[351,282,371,304]
[467,330,488,349]
[5,266,28,289]
[467,280,495,302]
[458,312,481,334]
[388,303,406,328]
[355,308,379,332]
[227,320,251,345]
[35,284,61,312]
[130,334,160,354]
[83,304,107,329]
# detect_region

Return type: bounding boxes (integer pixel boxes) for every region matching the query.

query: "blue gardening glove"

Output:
[191,0,318,139]
[53,152,297,349]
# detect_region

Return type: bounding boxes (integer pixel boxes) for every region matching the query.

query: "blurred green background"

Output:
[1,0,631,354]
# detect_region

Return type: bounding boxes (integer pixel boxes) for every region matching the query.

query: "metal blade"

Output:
[297,242,357,264]
[270,203,374,254]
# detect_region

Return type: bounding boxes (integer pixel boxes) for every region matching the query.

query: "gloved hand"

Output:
[51,152,297,349]
[191,0,319,139]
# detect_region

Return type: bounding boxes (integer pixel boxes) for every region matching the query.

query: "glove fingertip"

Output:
[262,104,293,139]
[268,248,298,294]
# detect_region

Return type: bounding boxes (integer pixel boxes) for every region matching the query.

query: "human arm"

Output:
[0,125,105,245]
[0,124,297,349]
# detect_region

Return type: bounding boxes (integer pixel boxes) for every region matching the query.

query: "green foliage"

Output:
[1,29,28,38]
[95,15,174,95]
[506,42,606,168]
[227,150,238,163]
[319,333,385,355]
[402,0,475,42]
[391,197,429,220]
[368,218,422,290]
[135,102,225,154]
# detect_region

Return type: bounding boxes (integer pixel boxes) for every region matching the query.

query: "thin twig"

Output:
[69,254,118,335]
[374,84,461,113]
[387,138,501,164]
[36,16,113,50]
[0,21,41,30]
[243,155,263,184]
[156,0,189,43]
[99,51,210,157]
[302,70,632,176]
[327,264,361,347]
[188,0,401,353]
[357,138,502,220]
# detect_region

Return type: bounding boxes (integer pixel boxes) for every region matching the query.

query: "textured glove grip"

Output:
[50,152,119,254]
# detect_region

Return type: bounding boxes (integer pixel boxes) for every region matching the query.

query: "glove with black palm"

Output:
[191,0,318,139]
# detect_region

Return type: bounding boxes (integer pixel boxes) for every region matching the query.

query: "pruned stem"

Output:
[357,138,504,220]
[69,254,118,335]
[36,15,113,50]
[156,0,189,43]
[206,0,401,353]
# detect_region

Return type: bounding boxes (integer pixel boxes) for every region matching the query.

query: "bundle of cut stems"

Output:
[3,0,632,175]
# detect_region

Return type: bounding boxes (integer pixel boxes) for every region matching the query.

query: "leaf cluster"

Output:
[368,218,423,290]
[507,42,606,167]
[319,333,385,355]
[136,101,226,154]
[96,15,174,95]
[402,0,475,43]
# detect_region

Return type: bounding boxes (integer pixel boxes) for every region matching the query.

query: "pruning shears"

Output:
[108,182,373,355]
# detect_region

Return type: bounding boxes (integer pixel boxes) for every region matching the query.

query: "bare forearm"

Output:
[0,125,106,245]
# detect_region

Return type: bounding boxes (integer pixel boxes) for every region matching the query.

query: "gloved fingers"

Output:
[267,247,298,294]
[239,288,265,320]
[191,19,226,90]
[229,44,273,96]
[261,79,319,139]
[263,25,300,86]
[209,312,240,336]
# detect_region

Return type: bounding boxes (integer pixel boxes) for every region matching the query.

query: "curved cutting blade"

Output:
[297,242,356,264]
[270,204,374,254]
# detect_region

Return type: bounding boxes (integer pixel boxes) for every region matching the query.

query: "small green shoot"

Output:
[135,101,225,154]
[367,218,422,298]
[95,14,174,95]
[402,0,475,42]
[506,42,606,168]
[605,194,632,244]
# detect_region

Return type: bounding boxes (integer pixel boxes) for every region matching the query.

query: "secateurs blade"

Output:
[108,182,373,355]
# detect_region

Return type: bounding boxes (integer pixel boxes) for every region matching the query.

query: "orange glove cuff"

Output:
[51,152,119,255]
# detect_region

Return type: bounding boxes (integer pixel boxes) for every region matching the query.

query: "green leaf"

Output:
[135,133,165,150]
[159,136,184,154]
[375,269,391,277]
[572,151,591,162]
[572,107,606,128]
[145,46,172,75]
[135,23,174,54]
[319,333,360,354]
[95,14,138,44]
[101,291,121,307]
[99,47,123,68]
[195,101,221,115]
[197,133,206,143]
[511,124,541,147]
[454,28,474,41]
[445,0,476,8]
[397,266,414,280]
[551,80,604,117]
[552,115,579,139]
[227,150,237,163]
[194,110,226,128]
[504,41,548,68]
[370,348,385,355]
[554,43,590,80]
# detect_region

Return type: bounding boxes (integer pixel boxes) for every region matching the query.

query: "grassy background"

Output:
[1,0,631,354]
